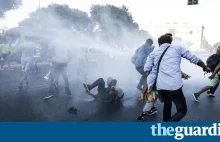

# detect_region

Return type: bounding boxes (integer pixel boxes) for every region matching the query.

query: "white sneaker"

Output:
[44,95,54,100]
[44,76,49,80]
[44,72,50,80]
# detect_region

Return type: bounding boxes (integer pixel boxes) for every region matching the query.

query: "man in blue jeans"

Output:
[134,38,154,90]
[83,77,124,103]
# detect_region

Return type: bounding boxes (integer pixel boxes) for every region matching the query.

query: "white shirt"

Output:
[144,43,200,91]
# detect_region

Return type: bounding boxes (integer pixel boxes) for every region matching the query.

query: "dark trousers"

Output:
[91,78,106,93]
[1,53,10,67]
[49,62,69,93]
[210,83,219,94]
[158,88,187,122]
[136,66,146,86]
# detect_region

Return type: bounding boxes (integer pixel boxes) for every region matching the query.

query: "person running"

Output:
[206,46,220,96]
[132,38,155,90]
[10,37,36,90]
[193,51,220,101]
[144,33,210,122]
[45,39,72,99]
[193,74,219,101]
[83,77,124,103]
[31,43,42,74]
[0,37,13,70]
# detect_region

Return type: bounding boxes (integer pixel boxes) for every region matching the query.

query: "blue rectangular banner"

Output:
[0,123,220,142]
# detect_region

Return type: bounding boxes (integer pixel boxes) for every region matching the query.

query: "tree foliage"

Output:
[0,0,22,17]
[90,4,138,33]
[19,4,93,31]
[7,4,149,48]
[90,4,140,46]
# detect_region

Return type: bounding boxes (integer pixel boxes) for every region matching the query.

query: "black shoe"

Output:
[18,82,23,90]
[148,107,157,115]
[206,91,215,97]
[208,94,215,97]
[193,93,200,102]
[68,107,77,114]
[136,112,147,122]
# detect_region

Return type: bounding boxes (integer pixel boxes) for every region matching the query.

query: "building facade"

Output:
[140,23,207,51]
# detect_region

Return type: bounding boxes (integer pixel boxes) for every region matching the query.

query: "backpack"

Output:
[206,54,220,71]
[131,48,139,64]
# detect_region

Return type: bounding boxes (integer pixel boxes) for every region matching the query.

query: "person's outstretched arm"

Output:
[197,59,211,73]
[180,46,210,73]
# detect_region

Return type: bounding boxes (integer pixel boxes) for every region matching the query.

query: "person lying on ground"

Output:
[83,77,124,103]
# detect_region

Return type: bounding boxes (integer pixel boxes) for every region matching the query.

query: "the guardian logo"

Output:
[151,123,220,140]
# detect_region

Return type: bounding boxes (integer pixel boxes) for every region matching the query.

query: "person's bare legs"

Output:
[195,86,212,95]
[193,86,212,102]
[18,71,28,90]
[21,72,28,85]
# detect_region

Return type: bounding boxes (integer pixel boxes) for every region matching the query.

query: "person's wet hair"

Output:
[164,33,172,37]
[146,38,153,44]
[158,34,173,45]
